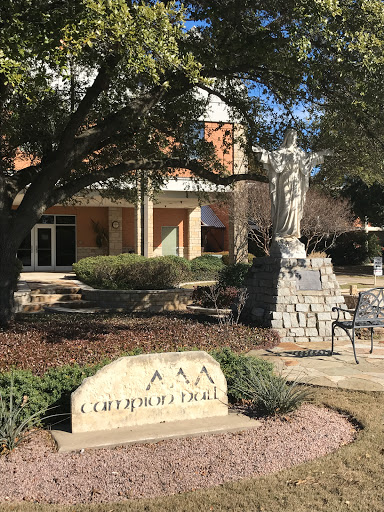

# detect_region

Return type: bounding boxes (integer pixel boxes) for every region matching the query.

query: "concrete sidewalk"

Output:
[334,264,384,291]
[20,271,80,285]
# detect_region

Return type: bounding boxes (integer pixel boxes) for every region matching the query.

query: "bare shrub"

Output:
[301,189,354,253]
[214,184,354,256]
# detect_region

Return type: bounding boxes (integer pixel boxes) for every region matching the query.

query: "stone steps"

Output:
[21,283,86,313]
[20,281,193,315]
[30,294,83,304]
[45,300,97,309]
[44,305,127,314]
[30,286,81,295]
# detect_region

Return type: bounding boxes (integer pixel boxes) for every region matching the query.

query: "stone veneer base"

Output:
[244,257,348,343]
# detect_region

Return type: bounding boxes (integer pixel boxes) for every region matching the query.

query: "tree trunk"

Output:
[0,198,46,327]
[0,236,18,327]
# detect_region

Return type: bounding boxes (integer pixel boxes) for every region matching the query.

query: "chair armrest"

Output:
[332,306,353,322]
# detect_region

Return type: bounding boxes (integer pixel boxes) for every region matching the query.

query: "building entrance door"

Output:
[35,225,55,270]
[161,226,178,256]
[17,215,76,271]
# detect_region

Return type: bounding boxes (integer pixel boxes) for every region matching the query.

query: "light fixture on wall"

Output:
[112,220,120,229]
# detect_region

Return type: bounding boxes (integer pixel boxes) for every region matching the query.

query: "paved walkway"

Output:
[20,271,78,283]
[249,338,384,392]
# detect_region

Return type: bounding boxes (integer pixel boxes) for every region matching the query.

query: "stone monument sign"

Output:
[71,351,228,433]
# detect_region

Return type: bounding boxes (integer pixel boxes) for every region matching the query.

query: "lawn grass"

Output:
[339,283,372,289]
[1,386,383,512]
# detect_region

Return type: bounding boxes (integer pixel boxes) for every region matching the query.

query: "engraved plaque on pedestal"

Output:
[295,270,322,291]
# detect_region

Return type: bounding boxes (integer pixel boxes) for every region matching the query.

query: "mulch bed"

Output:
[0,313,279,375]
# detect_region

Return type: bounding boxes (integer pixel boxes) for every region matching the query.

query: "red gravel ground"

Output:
[0,405,355,505]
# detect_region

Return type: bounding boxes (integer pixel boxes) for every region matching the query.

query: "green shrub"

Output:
[0,364,107,426]
[73,254,191,289]
[73,255,117,286]
[190,254,225,280]
[222,253,255,265]
[113,256,191,289]
[210,347,274,402]
[0,374,52,452]
[218,263,251,288]
[235,361,313,416]
[150,255,191,285]
[73,253,146,288]
[328,232,382,265]
[0,370,49,425]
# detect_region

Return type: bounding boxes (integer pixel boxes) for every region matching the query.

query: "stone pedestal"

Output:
[270,237,306,258]
[244,257,348,343]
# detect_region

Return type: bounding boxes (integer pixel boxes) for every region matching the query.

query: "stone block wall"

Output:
[77,247,107,260]
[244,257,348,343]
[81,288,194,313]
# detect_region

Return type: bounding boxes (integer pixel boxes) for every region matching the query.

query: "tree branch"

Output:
[57,53,122,156]
[7,165,41,193]
[72,87,165,160]
[163,158,268,185]
[48,156,268,207]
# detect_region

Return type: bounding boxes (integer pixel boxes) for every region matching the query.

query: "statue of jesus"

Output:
[252,128,332,257]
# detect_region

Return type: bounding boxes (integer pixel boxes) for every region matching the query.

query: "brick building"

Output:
[15,95,248,271]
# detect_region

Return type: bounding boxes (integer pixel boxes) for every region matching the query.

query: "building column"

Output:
[108,207,123,255]
[143,195,153,257]
[229,123,249,264]
[187,207,202,260]
[134,196,153,257]
[134,203,142,255]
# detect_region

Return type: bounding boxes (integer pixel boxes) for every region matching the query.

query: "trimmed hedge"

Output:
[74,253,253,289]
[73,254,191,289]
[73,254,144,286]
[218,263,251,288]
[221,253,256,265]
[190,254,225,280]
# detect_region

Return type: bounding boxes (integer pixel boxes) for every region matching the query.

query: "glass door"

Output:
[17,215,76,271]
[55,225,76,268]
[35,225,55,270]
[17,232,33,271]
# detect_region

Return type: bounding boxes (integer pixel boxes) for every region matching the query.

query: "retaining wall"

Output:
[81,288,194,312]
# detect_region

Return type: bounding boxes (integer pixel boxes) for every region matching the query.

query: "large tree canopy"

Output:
[1,0,384,325]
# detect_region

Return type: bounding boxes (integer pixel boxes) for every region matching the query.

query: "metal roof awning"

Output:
[201,205,225,228]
